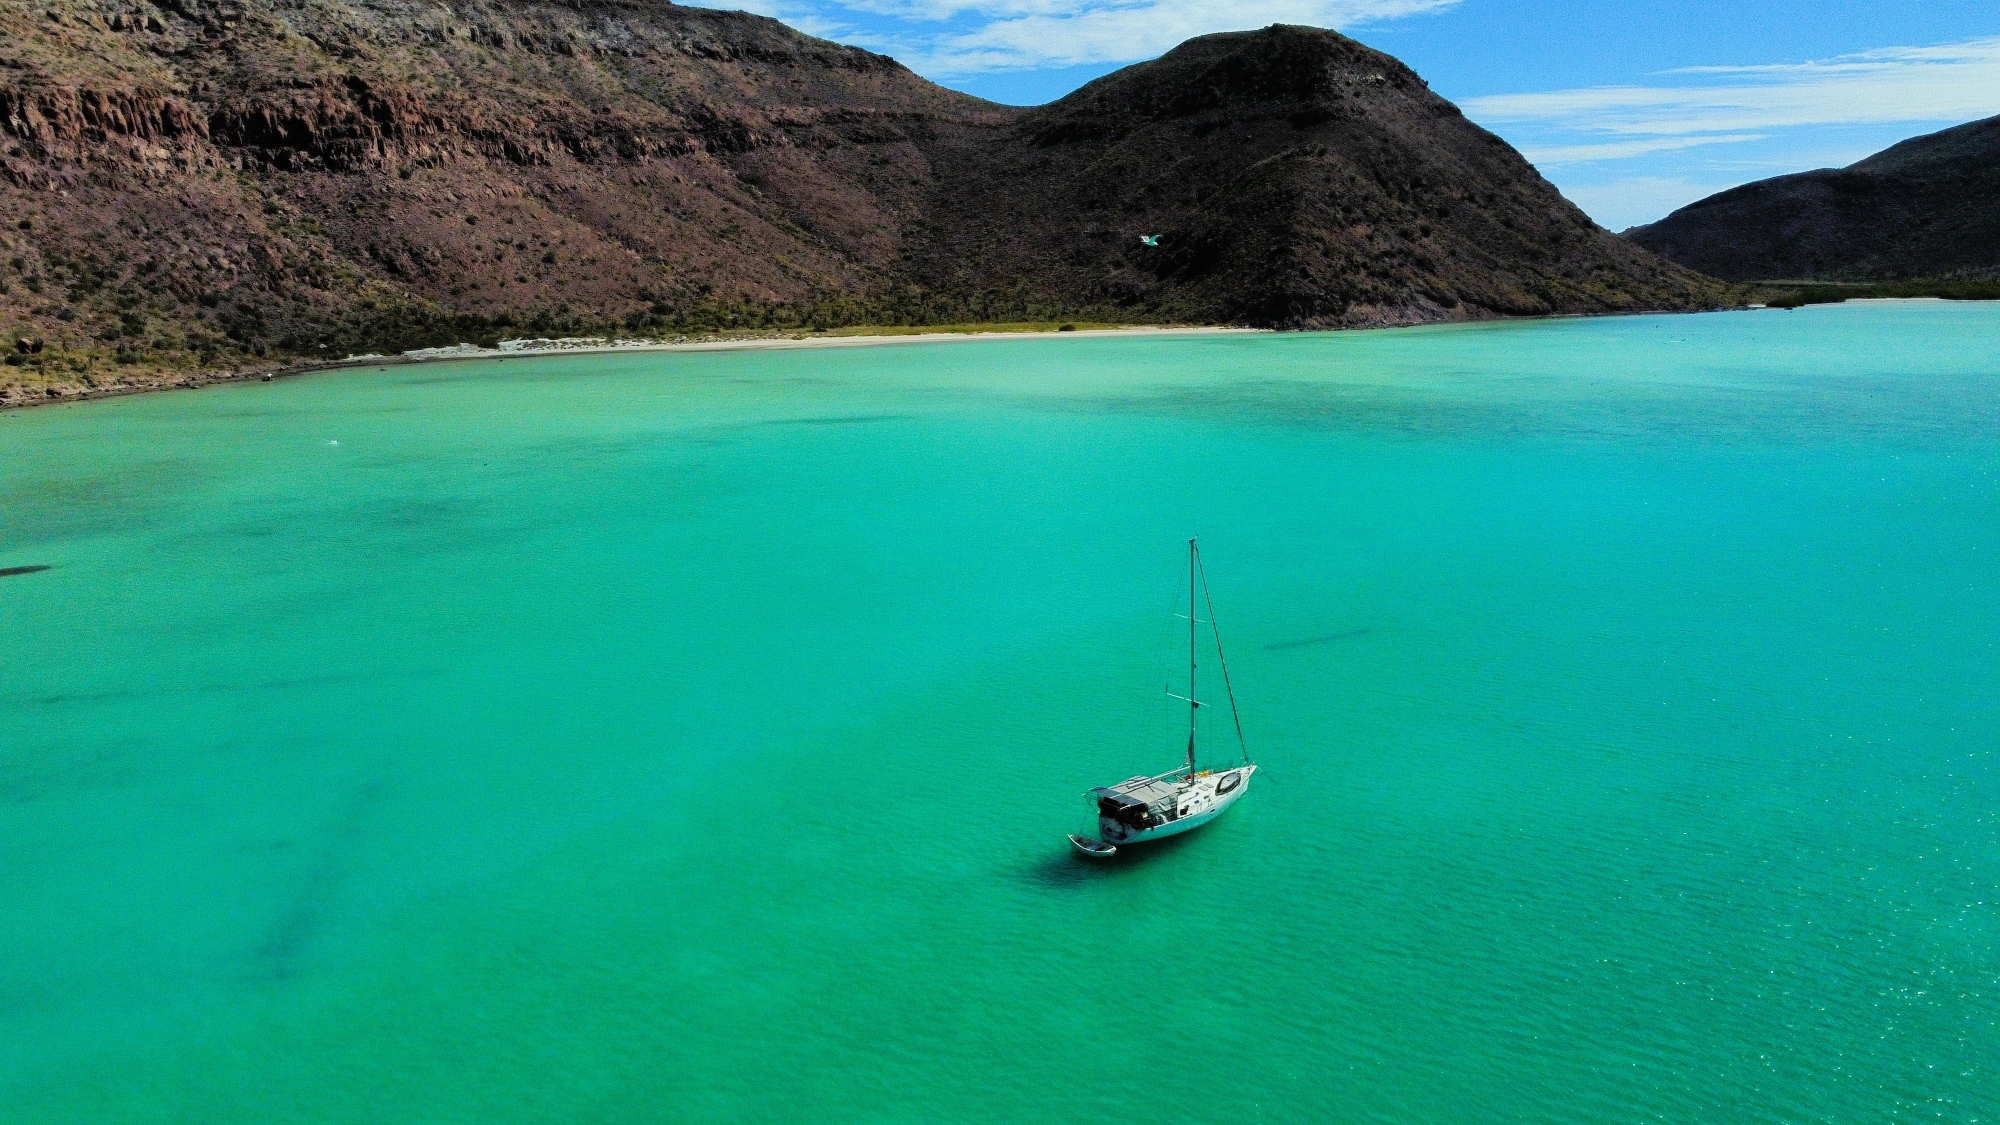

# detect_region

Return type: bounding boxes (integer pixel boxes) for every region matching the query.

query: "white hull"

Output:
[1098,764,1255,848]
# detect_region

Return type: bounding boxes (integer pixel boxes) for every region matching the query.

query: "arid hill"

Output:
[2,3,1731,400]
[913,25,1719,327]
[1625,115,2000,282]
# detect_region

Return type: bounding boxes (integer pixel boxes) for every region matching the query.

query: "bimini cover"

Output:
[1091,788,1152,824]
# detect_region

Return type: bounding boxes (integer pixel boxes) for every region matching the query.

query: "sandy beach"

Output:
[390,324,1259,363]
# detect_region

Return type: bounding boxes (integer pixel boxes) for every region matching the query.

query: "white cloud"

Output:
[1519,133,1765,166]
[729,0,1459,75]
[911,0,1454,74]
[1464,33,2000,230]
[695,0,1458,73]
[833,0,1113,18]
[1465,36,2000,138]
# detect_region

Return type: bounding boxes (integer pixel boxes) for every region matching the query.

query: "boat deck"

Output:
[1106,772,1193,806]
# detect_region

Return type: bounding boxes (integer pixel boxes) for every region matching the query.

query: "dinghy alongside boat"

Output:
[1069,538,1256,858]
[1066,834,1118,857]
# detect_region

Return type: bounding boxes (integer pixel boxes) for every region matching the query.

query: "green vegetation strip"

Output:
[1751,279,2000,308]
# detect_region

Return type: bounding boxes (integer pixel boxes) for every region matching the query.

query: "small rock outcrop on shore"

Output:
[1625,115,2000,282]
[1,2,1731,400]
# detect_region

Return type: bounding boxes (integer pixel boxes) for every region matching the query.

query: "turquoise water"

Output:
[3,303,1995,1122]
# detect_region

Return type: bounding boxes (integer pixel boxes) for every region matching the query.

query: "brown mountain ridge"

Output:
[1,1,1733,400]
[1625,114,2000,283]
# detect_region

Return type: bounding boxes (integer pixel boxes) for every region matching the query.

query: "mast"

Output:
[1187,537,1198,776]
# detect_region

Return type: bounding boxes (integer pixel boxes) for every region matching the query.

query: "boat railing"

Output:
[1081,765,1216,800]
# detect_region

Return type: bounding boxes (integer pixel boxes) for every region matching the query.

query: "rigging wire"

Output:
[1195,542,1251,765]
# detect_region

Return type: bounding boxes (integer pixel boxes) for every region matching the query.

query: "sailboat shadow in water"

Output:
[1021,829,1213,889]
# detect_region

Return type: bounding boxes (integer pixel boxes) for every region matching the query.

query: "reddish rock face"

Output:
[0,84,208,153]
[0,3,1729,389]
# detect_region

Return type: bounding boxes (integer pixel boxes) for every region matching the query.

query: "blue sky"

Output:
[691,0,2000,230]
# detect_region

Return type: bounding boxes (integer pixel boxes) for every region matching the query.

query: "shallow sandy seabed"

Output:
[0,326,1262,411]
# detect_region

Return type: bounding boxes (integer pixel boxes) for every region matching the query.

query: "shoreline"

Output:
[29,299,1979,414]
[386,324,1262,366]
[1,325,1258,413]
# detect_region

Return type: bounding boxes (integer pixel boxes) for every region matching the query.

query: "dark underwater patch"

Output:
[9,669,394,709]
[0,564,52,577]
[253,779,387,981]
[766,413,914,427]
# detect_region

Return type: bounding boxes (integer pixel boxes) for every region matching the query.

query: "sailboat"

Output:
[1069,538,1256,858]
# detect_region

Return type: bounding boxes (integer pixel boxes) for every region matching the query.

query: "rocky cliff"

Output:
[2,3,1731,400]
[1625,115,2000,282]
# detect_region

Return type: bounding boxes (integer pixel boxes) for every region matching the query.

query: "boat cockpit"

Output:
[1091,787,1161,829]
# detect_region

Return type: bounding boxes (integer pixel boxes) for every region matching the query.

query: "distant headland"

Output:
[1625,114,2000,295]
